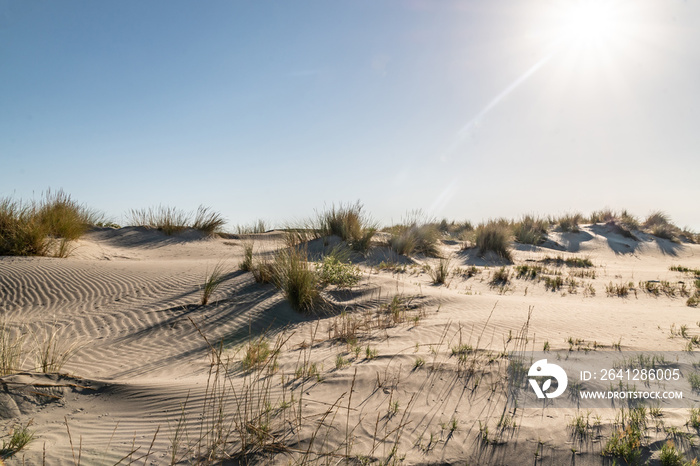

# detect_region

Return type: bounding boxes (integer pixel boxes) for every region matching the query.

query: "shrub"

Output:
[643,211,680,242]
[241,337,270,370]
[490,267,510,285]
[273,247,321,313]
[388,223,441,257]
[0,421,34,456]
[252,260,275,284]
[558,213,582,233]
[0,190,100,257]
[474,220,512,261]
[317,249,362,288]
[659,440,685,466]
[127,204,225,236]
[430,257,451,285]
[192,206,226,235]
[513,215,548,245]
[239,241,254,271]
[317,202,376,252]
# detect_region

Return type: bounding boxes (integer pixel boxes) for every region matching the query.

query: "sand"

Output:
[1,225,699,464]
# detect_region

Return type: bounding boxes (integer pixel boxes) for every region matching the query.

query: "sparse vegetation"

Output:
[513,215,548,245]
[317,202,376,252]
[0,421,34,457]
[558,213,582,232]
[273,246,322,313]
[33,321,82,373]
[316,247,362,288]
[0,320,24,376]
[241,337,271,370]
[201,261,227,305]
[474,220,512,261]
[387,215,441,257]
[128,205,225,236]
[429,257,451,285]
[0,189,102,257]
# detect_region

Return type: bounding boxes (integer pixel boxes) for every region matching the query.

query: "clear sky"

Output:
[2,0,699,229]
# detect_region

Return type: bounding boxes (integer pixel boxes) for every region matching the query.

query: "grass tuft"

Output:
[474,220,512,261]
[317,201,376,252]
[201,261,227,305]
[513,215,548,245]
[128,204,225,236]
[273,246,322,313]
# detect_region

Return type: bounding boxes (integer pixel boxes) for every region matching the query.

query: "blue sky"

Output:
[2,0,699,229]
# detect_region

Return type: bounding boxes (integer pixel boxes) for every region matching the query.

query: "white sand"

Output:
[1,225,699,464]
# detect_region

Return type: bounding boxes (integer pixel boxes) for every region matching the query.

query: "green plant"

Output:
[0,190,101,257]
[659,440,686,466]
[234,219,267,235]
[335,354,350,369]
[430,257,451,285]
[0,319,24,376]
[317,201,376,252]
[474,220,512,261]
[273,246,322,313]
[513,215,548,245]
[558,213,582,233]
[241,337,271,370]
[128,204,225,236]
[239,241,254,271]
[317,249,362,288]
[490,267,510,285]
[33,321,82,373]
[414,357,425,369]
[606,281,630,297]
[0,421,34,456]
[201,261,227,305]
[388,221,441,257]
[543,276,563,291]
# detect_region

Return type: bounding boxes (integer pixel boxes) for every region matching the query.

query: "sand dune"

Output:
[1,225,699,464]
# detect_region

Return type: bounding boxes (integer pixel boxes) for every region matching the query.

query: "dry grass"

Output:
[557,213,582,233]
[0,189,101,257]
[33,321,82,373]
[201,261,228,305]
[317,201,376,252]
[273,246,322,313]
[513,215,548,245]
[128,205,225,236]
[0,319,24,376]
[473,220,512,261]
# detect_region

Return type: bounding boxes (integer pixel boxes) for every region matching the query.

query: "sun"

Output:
[555,0,623,47]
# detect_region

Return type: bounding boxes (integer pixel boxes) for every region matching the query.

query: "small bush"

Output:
[317,249,362,288]
[241,337,270,370]
[543,276,563,291]
[252,260,275,284]
[128,204,225,236]
[430,258,451,285]
[273,247,321,313]
[558,213,582,233]
[643,211,680,242]
[318,202,376,252]
[513,215,548,245]
[474,220,512,261]
[490,267,510,285]
[388,223,441,257]
[659,440,686,466]
[239,241,254,271]
[0,190,100,257]
[0,421,34,456]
